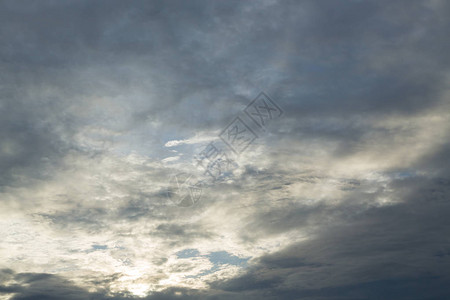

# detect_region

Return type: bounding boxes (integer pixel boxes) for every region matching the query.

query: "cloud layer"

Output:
[1,0,449,299]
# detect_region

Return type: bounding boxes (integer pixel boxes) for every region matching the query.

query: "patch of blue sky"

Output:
[177,249,250,279]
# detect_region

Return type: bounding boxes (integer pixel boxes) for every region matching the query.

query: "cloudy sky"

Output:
[1,0,450,299]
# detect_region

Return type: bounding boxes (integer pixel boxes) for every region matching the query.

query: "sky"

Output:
[0,0,450,299]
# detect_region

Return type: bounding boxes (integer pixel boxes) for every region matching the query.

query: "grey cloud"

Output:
[210,175,450,298]
[0,270,108,300]
[152,223,216,247]
[1,0,449,299]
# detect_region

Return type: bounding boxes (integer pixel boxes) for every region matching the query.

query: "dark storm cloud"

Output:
[0,0,258,179]
[0,269,109,300]
[0,98,70,187]
[273,0,450,116]
[1,0,447,166]
[211,175,450,299]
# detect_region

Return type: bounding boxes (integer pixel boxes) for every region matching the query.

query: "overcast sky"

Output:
[1,0,450,299]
